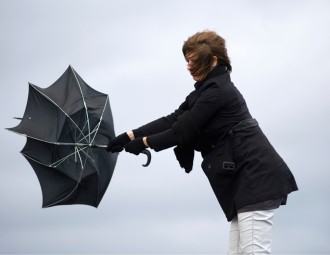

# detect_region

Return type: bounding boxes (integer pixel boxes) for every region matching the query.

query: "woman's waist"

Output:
[197,118,259,157]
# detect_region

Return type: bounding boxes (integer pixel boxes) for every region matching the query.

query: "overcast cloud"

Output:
[0,0,329,254]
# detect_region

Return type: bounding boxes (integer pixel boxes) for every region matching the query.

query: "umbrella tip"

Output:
[68,65,76,73]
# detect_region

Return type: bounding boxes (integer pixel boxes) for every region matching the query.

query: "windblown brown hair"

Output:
[182,31,232,79]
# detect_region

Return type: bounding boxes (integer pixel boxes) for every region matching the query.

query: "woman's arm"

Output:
[132,102,187,138]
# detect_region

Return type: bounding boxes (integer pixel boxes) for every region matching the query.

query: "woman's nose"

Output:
[187,60,193,70]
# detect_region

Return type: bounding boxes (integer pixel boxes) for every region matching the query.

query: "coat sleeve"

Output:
[164,86,226,148]
[147,128,179,152]
[132,101,187,138]
[147,109,202,152]
[147,87,227,151]
[146,87,227,151]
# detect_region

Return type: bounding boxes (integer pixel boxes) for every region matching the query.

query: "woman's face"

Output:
[186,54,218,81]
[186,55,203,81]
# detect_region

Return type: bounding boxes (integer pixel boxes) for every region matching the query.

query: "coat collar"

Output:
[194,65,228,90]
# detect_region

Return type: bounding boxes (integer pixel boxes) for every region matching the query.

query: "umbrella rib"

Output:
[22,152,55,168]
[77,119,88,142]
[80,147,96,168]
[90,96,109,144]
[86,124,100,143]
[73,94,108,146]
[52,146,89,168]
[15,129,90,173]
[29,83,88,143]
[85,148,100,177]
[81,148,91,171]
[70,67,91,143]
[21,145,87,170]
[75,146,85,170]
[72,146,96,173]
[6,129,98,147]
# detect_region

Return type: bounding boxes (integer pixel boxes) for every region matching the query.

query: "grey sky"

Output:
[0,0,329,254]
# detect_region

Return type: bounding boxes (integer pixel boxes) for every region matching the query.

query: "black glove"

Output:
[107,132,131,153]
[124,137,147,155]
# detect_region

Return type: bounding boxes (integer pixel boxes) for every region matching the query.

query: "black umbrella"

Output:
[7,66,150,208]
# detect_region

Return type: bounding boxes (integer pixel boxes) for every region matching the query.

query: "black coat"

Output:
[133,65,298,221]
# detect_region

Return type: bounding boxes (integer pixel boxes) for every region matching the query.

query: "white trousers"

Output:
[227,210,275,255]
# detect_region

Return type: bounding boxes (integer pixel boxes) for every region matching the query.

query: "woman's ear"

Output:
[212,56,218,67]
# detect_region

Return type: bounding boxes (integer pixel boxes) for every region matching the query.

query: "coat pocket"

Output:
[201,147,237,177]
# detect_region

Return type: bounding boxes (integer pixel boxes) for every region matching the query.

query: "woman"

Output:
[107,31,298,254]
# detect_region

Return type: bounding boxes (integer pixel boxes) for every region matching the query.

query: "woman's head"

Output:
[182,30,231,81]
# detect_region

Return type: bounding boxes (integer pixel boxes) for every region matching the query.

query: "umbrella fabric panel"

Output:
[9,84,67,142]
[39,66,86,116]
[41,66,109,124]
[90,147,118,202]
[25,156,99,207]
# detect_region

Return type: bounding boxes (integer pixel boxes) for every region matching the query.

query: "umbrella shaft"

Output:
[60,143,106,148]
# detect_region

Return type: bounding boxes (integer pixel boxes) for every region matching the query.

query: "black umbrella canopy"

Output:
[7,66,118,208]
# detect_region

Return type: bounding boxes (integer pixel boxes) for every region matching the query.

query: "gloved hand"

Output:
[124,137,147,155]
[107,132,131,153]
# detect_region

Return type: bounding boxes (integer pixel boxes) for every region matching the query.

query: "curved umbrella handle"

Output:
[141,149,151,167]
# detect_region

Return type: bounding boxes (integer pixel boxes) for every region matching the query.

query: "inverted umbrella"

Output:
[7,66,150,208]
